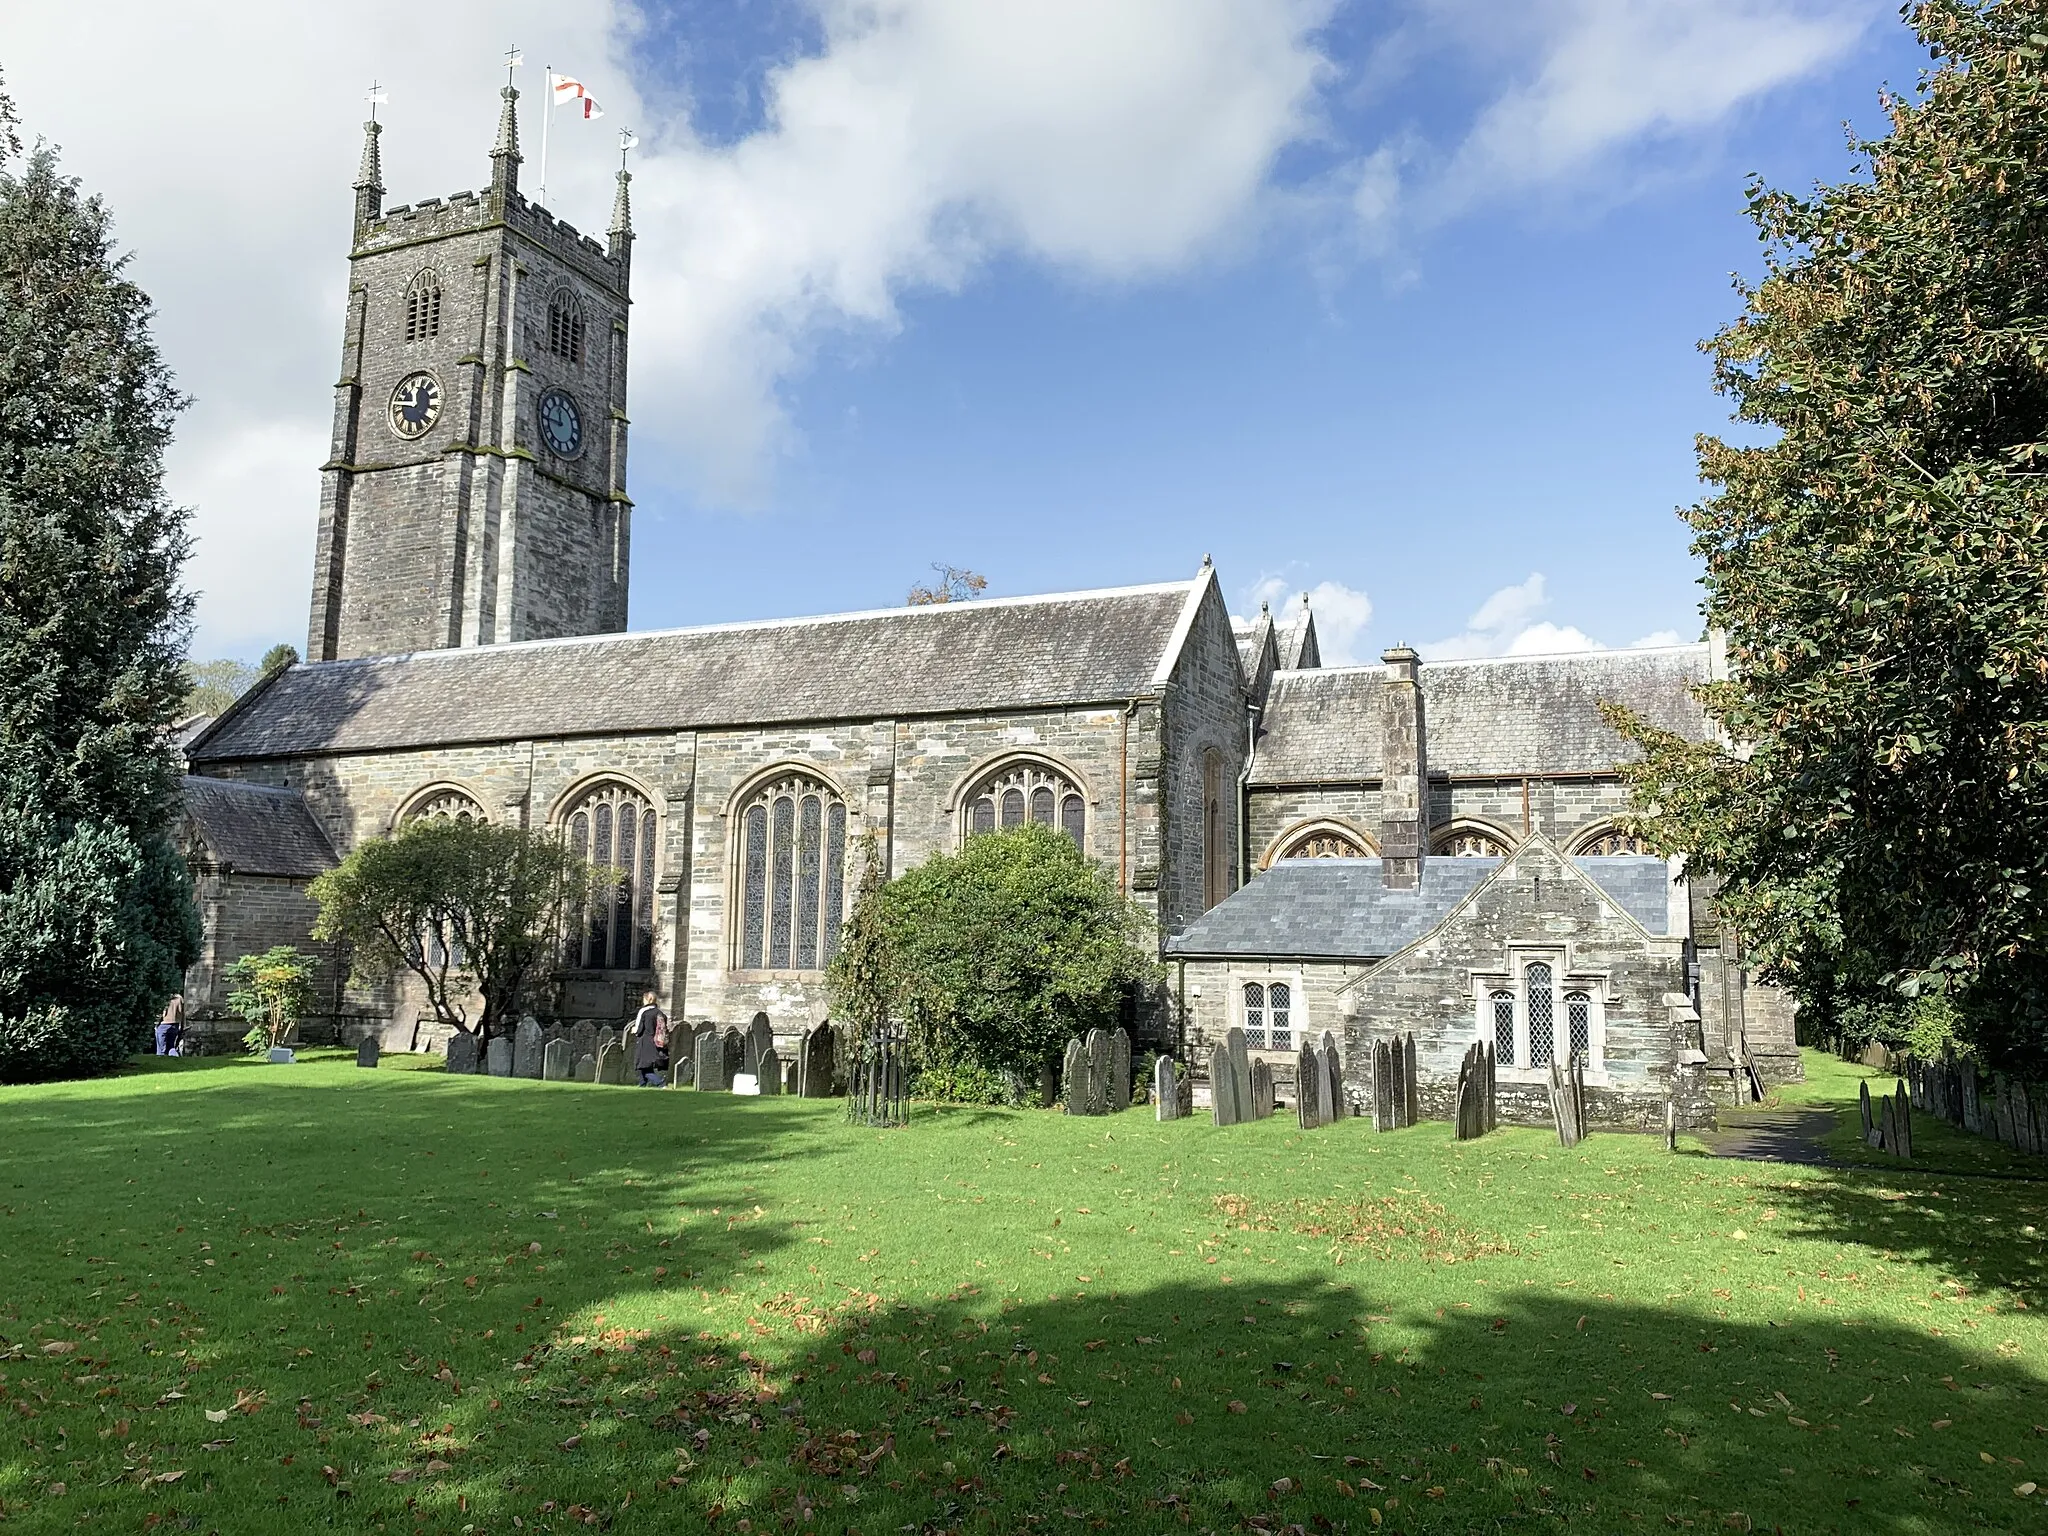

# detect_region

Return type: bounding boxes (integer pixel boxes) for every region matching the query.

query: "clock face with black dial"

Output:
[538,389,583,457]
[388,372,442,439]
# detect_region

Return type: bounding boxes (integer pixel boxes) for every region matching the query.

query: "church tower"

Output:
[306,85,633,661]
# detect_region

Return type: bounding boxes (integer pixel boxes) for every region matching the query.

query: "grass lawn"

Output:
[2,1048,2046,1534]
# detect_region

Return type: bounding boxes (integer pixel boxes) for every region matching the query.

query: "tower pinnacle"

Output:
[490,84,521,204]
[608,128,635,264]
[353,117,384,235]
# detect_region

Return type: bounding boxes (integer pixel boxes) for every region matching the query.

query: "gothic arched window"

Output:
[563,780,657,971]
[1575,827,1654,857]
[1565,991,1592,1067]
[964,762,1085,848]
[403,788,484,824]
[1436,827,1511,858]
[736,773,847,972]
[1526,961,1555,1069]
[1242,981,1266,1049]
[547,288,584,365]
[1279,826,1368,861]
[1267,980,1293,1051]
[1491,988,1515,1062]
[404,269,442,342]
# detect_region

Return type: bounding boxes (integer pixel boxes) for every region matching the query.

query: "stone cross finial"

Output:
[608,130,635,263]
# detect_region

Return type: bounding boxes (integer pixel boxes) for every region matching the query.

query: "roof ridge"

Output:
[288,578,1199,674]
[182,774,303,799]
[1421,643,1708,669]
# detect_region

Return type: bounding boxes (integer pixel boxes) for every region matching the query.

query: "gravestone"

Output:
[1372,1040,1394,1130]
[543,1038,571,1082]
[513,1016,545,1080]
[267,1045,295,1064]
[1250,1058,1276,1120]
[1178,1070,1194,1118]
[1110,1029,1132,1112]
[1859,1041,1892,1072]
[596,1040,626,1085]
[732,1072,761,1096]
[486,1036,514,1077]
[758,1046,783,1094]
[696,1030,727,1092]
[1210,1043,1239,1126]
[1961,1060,1983,1133]
[1063,1037,1087,1115]
[786,1059,801,1094]
[573,1053,596,1083]
[1038,1061,1059,1108]
[356,1037,379,1069]
[1320,1032,1343,1121]
[1548,1056,1585,1149]
[1296,1041,1323,1130]
[1226,1027,1253,1121]
[1155,1056,1181,1121]
[669,1053,693,1088]
[799,1023,837,1097]
[722,1029,745,1084]
[1482,1040,1497,1133]
[1406,1032,1421,1129]
[1893,1082,1913,1159]
[570,1021,598,1066]
[1879,1091,1899,1155]
[597,1026,622,1061]
[446,1032,478,1076]
[1388,1036,1407,1125]
[1084,1029,1110,1115]
[743,1013,774,1074]
[1860,1080,1877,1146]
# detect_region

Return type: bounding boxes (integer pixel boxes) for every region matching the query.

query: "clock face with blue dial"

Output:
[539,389,583,457]
[388,372,441,439]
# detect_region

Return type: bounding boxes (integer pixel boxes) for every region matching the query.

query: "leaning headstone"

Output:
[446,1032,479,1076]
[1210,1043,1239,1126]
[722,1028,745,1084]
[596,1040,626,1085]
[570,1021,598,1066]
[1178,1071,1194,1119]
[744,1013,774,1076]
[1894,1082,1913,1159]
[1226,1027,1253,1120]
[356,1036,379,1069]
[1388,1036,1407,1125]
[1319,1031,1342,1121]
[1155,1056,1181,1121]
[696,1030,727,1092]
[573,1053,596,1083]
[1296,1041,1323,1130]
[1084,1029,1110,1116]
[267,1045,296,1065]
[1482,1040,1497,1133]
[799,1023,837,1097]
[543,1038,571,1082]
[1407,1032,1422,1129]
[669,1054,693,1088]
[512,1016,545,1079]
[1879,1091,1899,1155]
[1373,1039,1394,1130]
[1251,1058,1276,1120]
[486,1036,514,1077]
[1110,1029,1132,1112]
[758,1045,783,1094]
[1859,1081,1877,1146]
[1063,1037,1087,1115]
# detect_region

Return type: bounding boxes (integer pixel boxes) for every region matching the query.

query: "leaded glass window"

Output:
[734,773,848,972]
[547,288,584,364]
[1578,828,1652,856]
[1526,962,1555,1069]
[1491,989,1515,1062]
[1281,828,1368,860]
[404,268,442,342]
[403,788,483,824]
[562,780,657,971]
[1242,982,1266,1049]
[1268,981,1293,1052]
[965,762,1086,848]
[1566,991,1591,1067]
[1437,828,1510,857]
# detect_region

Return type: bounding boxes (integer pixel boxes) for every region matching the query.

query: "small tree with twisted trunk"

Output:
[310,818,613,1054]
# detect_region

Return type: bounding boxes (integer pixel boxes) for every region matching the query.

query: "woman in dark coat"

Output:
[632,990,669,1087]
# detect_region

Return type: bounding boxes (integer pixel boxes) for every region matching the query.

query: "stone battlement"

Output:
[359,189,618,283]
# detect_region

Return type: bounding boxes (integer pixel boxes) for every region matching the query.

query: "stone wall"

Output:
[1158,579,1249,937]
[1342,838,1693,1130]
[1176,956,1361,1102]
[1247,786,1383,867]
[180,869,355,1053]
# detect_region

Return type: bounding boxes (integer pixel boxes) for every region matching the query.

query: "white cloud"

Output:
[1235,575,1374,666]
[1422,571,1686,659]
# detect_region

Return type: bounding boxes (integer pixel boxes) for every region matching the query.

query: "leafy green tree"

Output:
[829,833,893,1031]
[1610,2,2048,1069]
[829,824,1156,1096]
[181,657,258,718]
[259,643,298,675]
[223,945,319,1054]
[0,72,200,1082]
[310,817,611,1053]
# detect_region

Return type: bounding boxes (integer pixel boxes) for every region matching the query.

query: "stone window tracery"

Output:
[736,773,847,972]
[1280,828,1368,861]
[1240,979,1296,1051]
[964,762,1084,848]
[1576,828,1653,856]
[1477,964,1601,1074]
[404,788,483,824]
[1436,827,1511,857]
[563,780,656,971]
[404,269,442,342]
[547,287,584,365]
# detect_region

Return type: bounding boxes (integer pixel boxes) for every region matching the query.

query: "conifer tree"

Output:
[1610,3,2048,1067]
[0,72,200,1081]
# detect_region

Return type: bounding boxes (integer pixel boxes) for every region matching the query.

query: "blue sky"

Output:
[3,1,1927,663]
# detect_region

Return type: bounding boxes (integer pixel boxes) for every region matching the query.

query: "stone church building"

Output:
[175,86,1794,1122]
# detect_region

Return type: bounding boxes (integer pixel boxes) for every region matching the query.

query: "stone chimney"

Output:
[1379,646,1426,889]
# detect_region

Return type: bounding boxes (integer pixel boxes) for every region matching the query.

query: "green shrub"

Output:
[912,1058,1012,1106]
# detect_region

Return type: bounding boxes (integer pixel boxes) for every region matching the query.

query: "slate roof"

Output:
[181,776,338,878]
[1166,858,1499,959]
[1248,644,1711,784]
[191,580,1199,762]
[1163,853,1672,959]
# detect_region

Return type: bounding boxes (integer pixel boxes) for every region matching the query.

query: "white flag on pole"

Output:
[550,73,604,119]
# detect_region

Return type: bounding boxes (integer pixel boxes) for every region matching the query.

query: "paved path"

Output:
[1694,1106,1839,1165]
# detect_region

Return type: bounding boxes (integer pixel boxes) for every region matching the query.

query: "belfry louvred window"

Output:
[404,269,442,342]
[564,781,657,970]
[736,773,847,971]
[965,762,1085,846]
[547,288,584,364]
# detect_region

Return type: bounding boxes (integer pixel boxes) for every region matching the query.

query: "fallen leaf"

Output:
[387,1468,417,1484]
[1228,1400,1248,1415]
[2018,1482,2038,1496]
[560,1435,583,1450]
[153,1471,186,1485]
[40,1341,75,1355]
[47,1483,66,1497]
[205,1408,230,1423]
[1650,1392,1673,1401]
[1933,1420,1953,1430]
[1561,1403,1578,1416]
[424,1459,453,1474]
[201,1439,233,1451]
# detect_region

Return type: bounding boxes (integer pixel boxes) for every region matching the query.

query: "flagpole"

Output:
[538,64,552,208]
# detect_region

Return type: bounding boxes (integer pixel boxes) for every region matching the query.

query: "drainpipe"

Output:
[1120,700,1137,896]
[1235,699,1261,890]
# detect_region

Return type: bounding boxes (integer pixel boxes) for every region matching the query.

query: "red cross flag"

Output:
[550,73,604,120]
